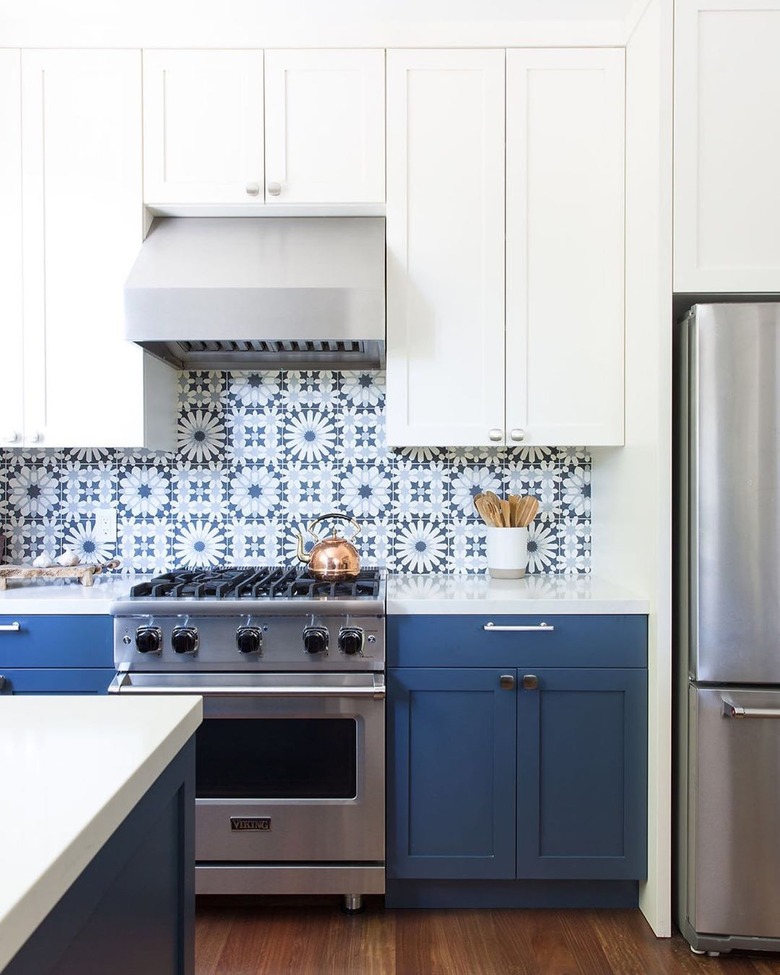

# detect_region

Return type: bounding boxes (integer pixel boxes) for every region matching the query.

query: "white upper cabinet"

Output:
[143,50,265,206]
[385,49,506,447]
[675,1,780,291]
[386,47,625,448]
[0,50,24,448]
[20,50,174,450]
[143,48,384,208]
[506,48,625,447]
[264,49,385,204]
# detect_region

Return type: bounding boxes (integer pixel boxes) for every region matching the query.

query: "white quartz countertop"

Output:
[387,573,649,614]
[0,576,140,615]
[0,696,202,972]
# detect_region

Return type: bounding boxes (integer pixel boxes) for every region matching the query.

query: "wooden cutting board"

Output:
[0,560,121,591]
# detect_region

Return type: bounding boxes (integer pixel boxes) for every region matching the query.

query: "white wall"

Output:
[590,0,673,938]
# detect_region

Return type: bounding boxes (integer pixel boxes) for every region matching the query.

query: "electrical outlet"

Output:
[93,507,117,543]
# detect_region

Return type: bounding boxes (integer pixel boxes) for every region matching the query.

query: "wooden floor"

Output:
[195,897,780,975]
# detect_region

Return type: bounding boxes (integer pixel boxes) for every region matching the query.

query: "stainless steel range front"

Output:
[109,566,386,911]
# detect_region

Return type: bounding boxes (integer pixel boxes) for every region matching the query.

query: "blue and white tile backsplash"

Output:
[0,370,592,575]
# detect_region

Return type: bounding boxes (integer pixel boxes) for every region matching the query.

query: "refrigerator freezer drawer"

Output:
[687,685,780,938]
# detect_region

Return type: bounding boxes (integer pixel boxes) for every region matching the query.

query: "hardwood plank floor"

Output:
[195,897,780,975]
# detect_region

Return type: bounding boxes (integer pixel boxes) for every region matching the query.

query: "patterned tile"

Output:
[0,370,592,574]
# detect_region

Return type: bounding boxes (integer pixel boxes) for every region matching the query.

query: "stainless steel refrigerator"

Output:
[677,302,780,955]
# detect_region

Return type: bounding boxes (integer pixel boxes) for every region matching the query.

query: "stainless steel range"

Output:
[109,566,386,912]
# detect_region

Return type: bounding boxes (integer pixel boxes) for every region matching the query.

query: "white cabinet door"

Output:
[143,50,265,206]
[0,50,24,448]
[265,49,384,204]
[21,50,174,449]
[506,49,625,446]
[675,1,780,291]
[386,49,505,447]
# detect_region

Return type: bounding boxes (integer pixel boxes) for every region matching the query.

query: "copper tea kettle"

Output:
[296,512,362,582]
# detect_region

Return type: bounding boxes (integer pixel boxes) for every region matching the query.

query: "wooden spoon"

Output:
[517,495,539,527]
[483,491,504,526]
[508,495,523,527]
[474,493,500,527]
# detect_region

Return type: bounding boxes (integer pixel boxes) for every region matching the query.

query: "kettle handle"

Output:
[305,512,361,542]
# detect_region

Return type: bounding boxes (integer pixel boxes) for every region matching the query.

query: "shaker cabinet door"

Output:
[143,49,265,206]
[264,49,385,204]
[675,1,780,291]
[516,668,647,880]
[385,49,506,447]
[387,667,517,879]
[506,48,625,446]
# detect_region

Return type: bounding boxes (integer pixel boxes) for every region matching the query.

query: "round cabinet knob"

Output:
[3,432,21,444]
[338,626,364,656]
[509,429,525,442]
[245,181,261,196]
[30,432,43,444]
[303,625,329,655]
[136,626,162,655]
[236,625,263,655]
[488,428,503,442]
[267,181,282,197]
[171,625,199,655]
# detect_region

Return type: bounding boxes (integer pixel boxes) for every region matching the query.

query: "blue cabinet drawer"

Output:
[0,668,115,695]
[0,616,113,668]
[388,614,647,668]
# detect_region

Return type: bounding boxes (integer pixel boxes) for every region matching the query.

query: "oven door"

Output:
[109,671,385,863]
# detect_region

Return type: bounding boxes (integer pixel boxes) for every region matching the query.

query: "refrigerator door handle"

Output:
[722,698,780,719]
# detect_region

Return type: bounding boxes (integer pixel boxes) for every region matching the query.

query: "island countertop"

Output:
[0,696,202,973]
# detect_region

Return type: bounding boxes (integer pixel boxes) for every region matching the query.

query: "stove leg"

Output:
[342,893,364,914]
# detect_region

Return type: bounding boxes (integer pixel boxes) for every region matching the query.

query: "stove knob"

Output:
[338,626,364,656]
[236,626,263,655]
[172,626,199,655]
[136,626,162,655]
[303,625,329,655]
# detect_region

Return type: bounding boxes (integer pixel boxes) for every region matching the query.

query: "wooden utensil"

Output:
[516,495,539,527]
[474,493,500,527]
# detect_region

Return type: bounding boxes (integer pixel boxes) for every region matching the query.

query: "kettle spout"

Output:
[296,530,311,565]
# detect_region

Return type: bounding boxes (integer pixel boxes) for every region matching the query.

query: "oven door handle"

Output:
[108,673,386,700]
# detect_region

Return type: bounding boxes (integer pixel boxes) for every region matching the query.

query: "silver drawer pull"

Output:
[483,622,554,633]
[108,673,385,699]
[0,622,21,633]
[722,699,780,719]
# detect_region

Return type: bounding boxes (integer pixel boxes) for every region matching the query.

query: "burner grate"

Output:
[130,566,382,601]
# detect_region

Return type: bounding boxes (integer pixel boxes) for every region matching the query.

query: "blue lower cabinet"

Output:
[0,669,115,695]
[0,616,114,694]
[515,668,647,880]
[387,668,517,879]
[386,615,648,906]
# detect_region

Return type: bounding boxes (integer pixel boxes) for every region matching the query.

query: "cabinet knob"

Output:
[30,432,43,444]
[499,674,515,690]
[3,432,21,444]
[488,428,503,442]
[267,181,282,197]
[245,181,261,196]
[521,674,539,690]
[509,428,524,442]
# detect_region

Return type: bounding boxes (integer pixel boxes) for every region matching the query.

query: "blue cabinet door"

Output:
[0,616,113,667]
[387,668,517,880]
[516,668,647,880]
[0,669,116,695]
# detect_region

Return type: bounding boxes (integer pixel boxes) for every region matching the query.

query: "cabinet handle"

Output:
[245,181,261,196]
[3,432,21,444]
[267,181,282,197]
[722,699,780,719]
[30,432,43,444]
[0,622,21,633]
[509,428,524,442]
[521,674,539,690]
[0,675,6,692]
[499,674,515,690]
[483,622,554,633]
[488,428,503,442]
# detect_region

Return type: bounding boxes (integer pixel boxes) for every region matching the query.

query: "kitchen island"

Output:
[0,696,202,975]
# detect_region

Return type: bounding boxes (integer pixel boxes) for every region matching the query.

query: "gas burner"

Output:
[129,566,383,601]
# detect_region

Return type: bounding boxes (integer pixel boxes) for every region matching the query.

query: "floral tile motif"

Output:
[393,462,449,522]
[0,370,592,574]
[119,519,172,573]
[227,410,283,463]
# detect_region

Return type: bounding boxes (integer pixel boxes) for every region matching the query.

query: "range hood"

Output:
[124,216,386,370]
